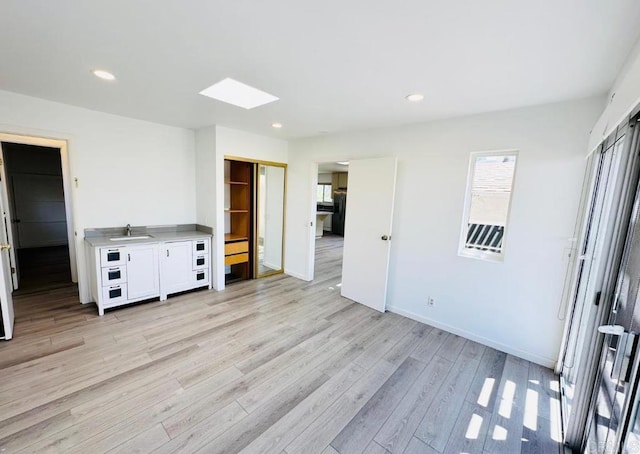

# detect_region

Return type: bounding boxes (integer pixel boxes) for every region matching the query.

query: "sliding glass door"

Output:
[584,119,640,452]
[256,163,286,278]
[559,118,640,451]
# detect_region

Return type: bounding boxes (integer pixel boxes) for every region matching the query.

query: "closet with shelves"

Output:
[224,159,253,283]
[223,157,287,285]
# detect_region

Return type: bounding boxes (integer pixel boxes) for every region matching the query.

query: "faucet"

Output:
[126,224,132,236]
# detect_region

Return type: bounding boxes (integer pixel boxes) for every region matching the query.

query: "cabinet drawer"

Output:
[193,239,209,254]
[100,248,126,267]
[193,253,208,270]
[225,241,248,255]
[101,266,126,286]
[225,253,248,266]
[102,284,127,307]
[193,269,209,285]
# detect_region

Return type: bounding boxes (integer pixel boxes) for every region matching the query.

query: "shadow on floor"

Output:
[14,245,72,295]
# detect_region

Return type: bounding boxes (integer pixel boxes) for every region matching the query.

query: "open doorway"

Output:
[0,141,74,294]
[309,157,397,312]
[314,162,348,285]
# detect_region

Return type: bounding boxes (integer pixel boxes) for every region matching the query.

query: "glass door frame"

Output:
[558,118,640,451]
[584,118,640,452]
[255,161,287,278]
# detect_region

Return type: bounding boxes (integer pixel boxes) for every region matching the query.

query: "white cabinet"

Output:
[126,243,160,301]
[160,241,192,297]
[87,236,211,315]
[160,238,211,299]
[100,247,126,267]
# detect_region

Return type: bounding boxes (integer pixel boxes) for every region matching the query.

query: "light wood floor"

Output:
[0,235,563,453]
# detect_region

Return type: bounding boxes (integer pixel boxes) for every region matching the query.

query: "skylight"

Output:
[199,78,279,109]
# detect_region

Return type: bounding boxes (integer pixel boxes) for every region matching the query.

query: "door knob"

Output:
[381,235,389,241]
[0,244,10,250]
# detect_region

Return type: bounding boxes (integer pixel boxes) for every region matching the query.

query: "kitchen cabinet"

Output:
[126,243,159,301]
[159,238,210,299]
[160,241,192,297]
[332,172,348,191]
[87,236,211,315]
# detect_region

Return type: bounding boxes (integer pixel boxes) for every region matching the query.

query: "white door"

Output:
[0,144,19,290]
[0,184,14,339]
[126,244,160,300]
[161,241,192,297]
[341,157,398,312]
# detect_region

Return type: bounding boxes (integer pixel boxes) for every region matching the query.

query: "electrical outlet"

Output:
[428,297,435,307]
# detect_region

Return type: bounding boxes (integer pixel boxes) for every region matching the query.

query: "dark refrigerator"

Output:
[332,189,347,236]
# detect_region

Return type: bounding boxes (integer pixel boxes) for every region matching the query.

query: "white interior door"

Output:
[0,144,18,289]
[0,183,14,339]
[341,157,398,312]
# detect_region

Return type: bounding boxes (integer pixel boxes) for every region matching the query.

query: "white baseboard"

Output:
[387,305,556,369]
[285,269,311,281]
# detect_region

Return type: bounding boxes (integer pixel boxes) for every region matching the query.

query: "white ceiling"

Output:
[1,1,640,139]
[319,162,349,173]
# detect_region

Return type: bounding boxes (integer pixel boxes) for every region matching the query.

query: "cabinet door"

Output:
[339,172,348,188]
[161,241,192,295]
[126,244,160,301]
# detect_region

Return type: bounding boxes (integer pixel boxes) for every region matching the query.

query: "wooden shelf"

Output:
[224,158,253,284]
[225,233,248,242]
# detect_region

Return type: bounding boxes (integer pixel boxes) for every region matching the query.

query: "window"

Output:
[317,183,333,203]
[459,151,518,261]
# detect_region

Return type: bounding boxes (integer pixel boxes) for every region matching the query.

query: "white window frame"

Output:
[317,183,333,203]
[458,149,519,263]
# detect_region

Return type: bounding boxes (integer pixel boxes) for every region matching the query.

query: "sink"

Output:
[109,235,153,241]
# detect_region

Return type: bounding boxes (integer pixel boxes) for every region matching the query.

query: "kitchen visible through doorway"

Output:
[315,161,348,290]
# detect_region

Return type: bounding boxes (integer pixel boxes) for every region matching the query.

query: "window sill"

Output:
[458,249,504,263]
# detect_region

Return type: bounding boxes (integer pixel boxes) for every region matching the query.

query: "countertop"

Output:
[84,224,212,247]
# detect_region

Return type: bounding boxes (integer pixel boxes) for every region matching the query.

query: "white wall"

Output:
[194,126,220,289]
[0,90,196,302]
[286,96,605,367]
[590,35,640,151]
[216,126,288,164]
[211,126,288,289]
[318,173,332,184]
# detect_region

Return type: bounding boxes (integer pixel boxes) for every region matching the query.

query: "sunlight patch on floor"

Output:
[465,413,484,440]
[524,388,539,430]
[499,380,516,418]
[478,377,495,407]
[492,424,508,440]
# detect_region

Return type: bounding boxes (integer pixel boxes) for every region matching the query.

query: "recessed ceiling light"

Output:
[199,78,279,110]
[337,161,349,165]
[92,69,116,81]
[272,122,283,129]
[406,93,424,102]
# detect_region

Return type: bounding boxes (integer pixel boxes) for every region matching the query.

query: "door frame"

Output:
[0,132,77,286]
